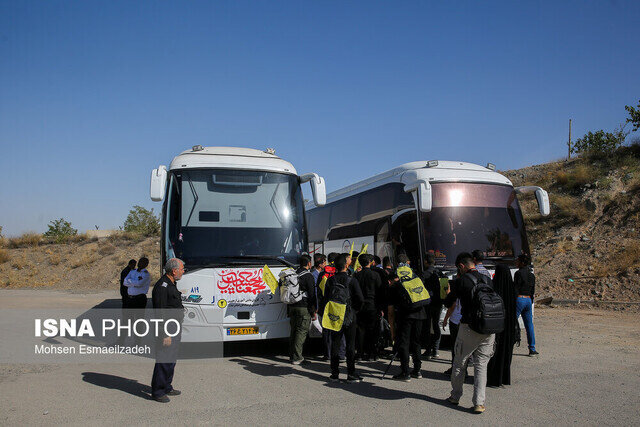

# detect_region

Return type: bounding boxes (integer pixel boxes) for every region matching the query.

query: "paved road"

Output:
[1,289,639,425]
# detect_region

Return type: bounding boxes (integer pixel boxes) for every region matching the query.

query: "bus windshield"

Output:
[165,169,307,268]
[420,182,530,267]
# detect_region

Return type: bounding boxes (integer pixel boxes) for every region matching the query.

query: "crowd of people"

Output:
[116,249,538,410]
[286,249,538,414]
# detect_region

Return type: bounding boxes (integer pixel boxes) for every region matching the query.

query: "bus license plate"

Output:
[227,327,259,336]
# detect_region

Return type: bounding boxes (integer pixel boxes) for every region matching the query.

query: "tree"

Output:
[124,206,160,236]
[626,100,640,132]
[570,127,627,156]
[44,218,78,242]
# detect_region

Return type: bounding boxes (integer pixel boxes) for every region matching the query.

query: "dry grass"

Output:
[551,194,591,223]
[0,248,9,264]
[49,252,63,266]
[568,164,593,189]
[69,248,100,269]
[593,240,640,277]
[555,170,569,185]
[7,233,42,248]
[10,254,28,270]
[98,242,116,256]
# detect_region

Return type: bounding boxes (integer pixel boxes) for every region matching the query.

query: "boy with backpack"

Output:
[282,254,317,365]
[444,252,504,414]
[321,254,364,382]
[388,254,430,382]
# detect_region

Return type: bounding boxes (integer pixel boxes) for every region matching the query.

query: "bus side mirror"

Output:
[515,186,550,216]
[300,173,326,207]
[404,179,432,212]
[150,165,167,202]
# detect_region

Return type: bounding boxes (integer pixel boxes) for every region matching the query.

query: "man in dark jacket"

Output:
[151,258,185,403]
[119,259,136,308]
[321,254,364,382]
[388,254,427,382]
[354,254,383,361]
[444,252,495,414]
[288,254,317,364]
[421,253,442,359]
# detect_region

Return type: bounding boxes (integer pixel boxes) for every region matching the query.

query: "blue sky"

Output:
[1,1,639,236]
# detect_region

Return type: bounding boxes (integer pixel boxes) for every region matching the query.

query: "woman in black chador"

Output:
[487,264,518,387]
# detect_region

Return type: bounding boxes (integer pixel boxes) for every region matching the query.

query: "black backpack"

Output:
[327,275,352,326]
[467,272,505,334]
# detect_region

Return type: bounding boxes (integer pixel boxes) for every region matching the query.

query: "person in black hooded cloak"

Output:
[487,264,518,387]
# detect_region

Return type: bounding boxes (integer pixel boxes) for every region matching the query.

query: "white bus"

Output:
[305,160,549,330]
[150,146,326,342]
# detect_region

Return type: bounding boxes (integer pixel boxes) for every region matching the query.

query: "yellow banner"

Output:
[322,301,346,331]
[352,244,369,271]
[318,275,327,296]
[262,265,279,294]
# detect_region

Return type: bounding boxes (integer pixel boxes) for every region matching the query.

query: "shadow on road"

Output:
[230,356,472,413]
[81,372,151,400]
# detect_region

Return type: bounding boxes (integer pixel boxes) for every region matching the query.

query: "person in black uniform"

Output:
[321,254,364,382]
[151,258,185,403]
[421,253,442,359]
[288,254,317,364]
[119,259,136,308]
[354,254,383,361]
[388,254,427,382]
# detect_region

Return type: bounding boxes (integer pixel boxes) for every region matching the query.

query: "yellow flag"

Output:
[318,275,327,296]
[262,265,279,294]
[348,241,354,258]
[353,244,369,271]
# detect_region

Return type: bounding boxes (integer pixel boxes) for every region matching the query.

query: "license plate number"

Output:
[227,327,259,336]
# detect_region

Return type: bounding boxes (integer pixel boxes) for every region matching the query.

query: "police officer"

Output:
[151,258,185,403]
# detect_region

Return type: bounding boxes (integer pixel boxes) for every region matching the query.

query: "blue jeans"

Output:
[516,297,536,351]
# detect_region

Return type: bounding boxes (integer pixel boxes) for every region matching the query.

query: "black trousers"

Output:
[357,310,381,358]
[423,304,443,352]
[127,294,147,309]
[396,317,422,375]
[151,332,181,398]
[330,321,357,376]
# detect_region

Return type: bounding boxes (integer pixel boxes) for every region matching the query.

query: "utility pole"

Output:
[567,118,572,161]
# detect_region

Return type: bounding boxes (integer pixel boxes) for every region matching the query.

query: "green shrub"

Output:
[571,128,626,156]
[123,206,160,236]
[43,218,78,243]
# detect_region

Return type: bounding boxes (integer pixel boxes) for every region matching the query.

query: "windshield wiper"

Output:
[220,255,296,268]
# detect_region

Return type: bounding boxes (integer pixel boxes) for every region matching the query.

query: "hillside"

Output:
[1,145,639,307]
[502,144,640,305]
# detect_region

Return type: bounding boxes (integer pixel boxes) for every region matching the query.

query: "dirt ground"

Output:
[0,289,639,425]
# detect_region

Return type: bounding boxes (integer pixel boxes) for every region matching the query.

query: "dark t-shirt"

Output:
[514,266,535,298]
[321,272,364,326]
[354,267,383,313]
[444,269,492,325]
[421,266,442,305]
